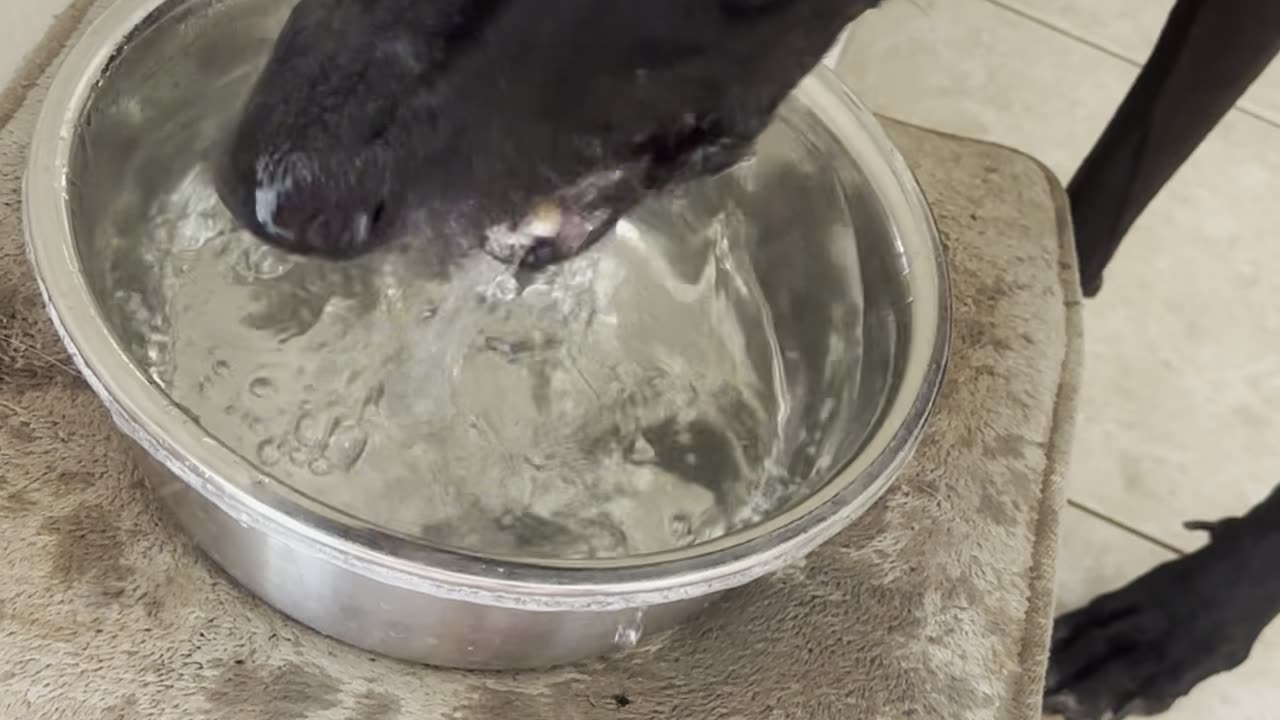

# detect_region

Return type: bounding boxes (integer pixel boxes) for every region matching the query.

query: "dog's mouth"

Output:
[483,199,620,270]
[481,168,641,269]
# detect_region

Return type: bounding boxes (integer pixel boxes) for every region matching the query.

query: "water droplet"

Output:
[238,244,293,280]
[613,609,646,650]
[627,435,656,464]
[256,438,282,467]
[248,377,275,398]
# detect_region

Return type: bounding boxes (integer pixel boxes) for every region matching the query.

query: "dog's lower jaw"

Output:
[481,168,641,269]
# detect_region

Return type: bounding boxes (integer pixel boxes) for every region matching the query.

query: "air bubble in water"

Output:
[324,422,369,471]
[293,410,329,448]
[483,272,520,303]
[288,445,313,468]
[256,438,282,467]
[308,457,335,476]
[248,377,275,398]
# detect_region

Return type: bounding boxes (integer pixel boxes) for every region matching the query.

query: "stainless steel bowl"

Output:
[24,0,949,670]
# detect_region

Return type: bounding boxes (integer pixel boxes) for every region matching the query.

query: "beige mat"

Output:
[0,4,1081,719]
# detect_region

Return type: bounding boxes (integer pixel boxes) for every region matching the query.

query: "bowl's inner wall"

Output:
[64,0,913,561]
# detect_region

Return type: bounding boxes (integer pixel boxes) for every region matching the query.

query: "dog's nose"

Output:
[215,161,382,259]
[283,205,378,259]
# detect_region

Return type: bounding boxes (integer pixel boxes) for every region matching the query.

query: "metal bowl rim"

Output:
[23,0,951,612]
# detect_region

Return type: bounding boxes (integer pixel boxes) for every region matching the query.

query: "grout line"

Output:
[982,0,1140,67]
[979,0,1280,131]
[1067,499,1188,556]
[1237,104,1280,130]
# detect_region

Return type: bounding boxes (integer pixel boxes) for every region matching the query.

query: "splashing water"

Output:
[89,50,865,561]
[101,161,811,560]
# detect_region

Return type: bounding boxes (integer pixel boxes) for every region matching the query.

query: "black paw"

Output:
[1044,516,1280,719]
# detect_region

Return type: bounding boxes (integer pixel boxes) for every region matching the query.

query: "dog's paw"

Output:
[1043,601,1246,719]
[1044,520,1280,720]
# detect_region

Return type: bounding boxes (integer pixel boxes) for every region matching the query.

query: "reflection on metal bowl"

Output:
[24,0,949,669]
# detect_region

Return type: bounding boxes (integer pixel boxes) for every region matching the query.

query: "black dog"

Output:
[217,0,876,266]
[215,1,1280,718]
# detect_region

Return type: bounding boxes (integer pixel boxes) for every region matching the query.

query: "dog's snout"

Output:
[215,0,878,267]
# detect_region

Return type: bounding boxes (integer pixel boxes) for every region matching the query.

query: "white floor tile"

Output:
[837,0,1280,554]
[1053,506,1174,614]
[0,1,70,90]
[995,0,1280,124]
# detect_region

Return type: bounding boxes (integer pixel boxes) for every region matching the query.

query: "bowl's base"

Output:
[132,443,723,669]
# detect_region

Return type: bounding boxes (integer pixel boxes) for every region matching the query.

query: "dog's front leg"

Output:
[1044,485,1280,719]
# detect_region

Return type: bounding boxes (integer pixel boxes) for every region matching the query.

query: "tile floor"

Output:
[0,2,66,87]
[2,0,1278,718]
[838,0,1280,717]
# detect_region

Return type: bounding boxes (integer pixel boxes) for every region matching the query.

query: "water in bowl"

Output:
[92,58,865,560]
